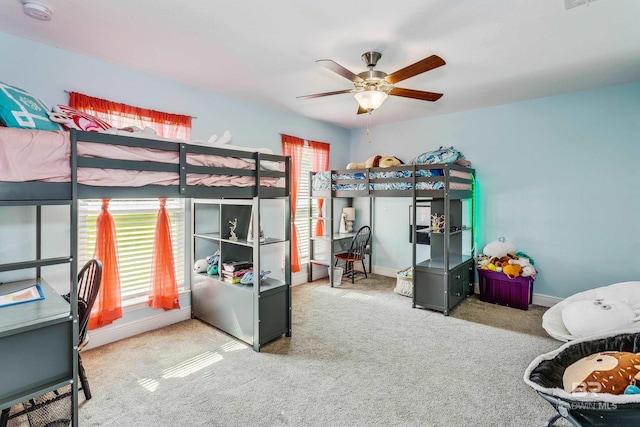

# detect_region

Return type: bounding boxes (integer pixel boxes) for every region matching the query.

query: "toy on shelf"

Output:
[193,249,221,275]
[430,214,445,233]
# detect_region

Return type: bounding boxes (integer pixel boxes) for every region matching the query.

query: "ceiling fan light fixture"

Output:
[354,89,388,112]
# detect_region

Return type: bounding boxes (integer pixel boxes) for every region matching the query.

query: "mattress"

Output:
[0,128,282,188]
[312,168,472,192]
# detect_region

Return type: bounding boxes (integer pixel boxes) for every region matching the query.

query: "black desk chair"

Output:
[68,258,103,401]
[334,225,371,283]
[0,259,102,426]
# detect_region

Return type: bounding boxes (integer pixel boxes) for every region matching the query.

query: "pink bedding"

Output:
[0,128,281,187]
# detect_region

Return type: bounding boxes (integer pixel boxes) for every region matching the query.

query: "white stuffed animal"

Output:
[193,258,208,273]
[521,264,537,278]
[482,237,516,258]
[509,257,531,267]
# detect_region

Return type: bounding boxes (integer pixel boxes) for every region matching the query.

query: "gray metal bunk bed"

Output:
[309,163,475,314]
[0,128,291,425]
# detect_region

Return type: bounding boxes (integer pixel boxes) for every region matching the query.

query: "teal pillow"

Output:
[0,81,60,131]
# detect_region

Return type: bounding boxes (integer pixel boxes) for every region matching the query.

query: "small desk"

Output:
[0,279,73,411]
[332,232,356,253]
[308,233,371,285]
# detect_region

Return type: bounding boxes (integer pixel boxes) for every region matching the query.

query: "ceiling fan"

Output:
[297,51,445,114]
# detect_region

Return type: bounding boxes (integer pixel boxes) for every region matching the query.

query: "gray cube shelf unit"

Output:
[412,192,475,316]
[191,196,292,352]
[0,128,291,424]
[309,164,475,314]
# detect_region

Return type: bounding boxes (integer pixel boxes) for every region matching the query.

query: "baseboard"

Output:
[531,293,562,307]
[292,268,309,286]
[84,306,192,350]
[371,266,399,278]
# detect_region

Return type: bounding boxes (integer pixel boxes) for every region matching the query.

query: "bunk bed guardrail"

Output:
[310,163,474,199]
[0,128,290,202]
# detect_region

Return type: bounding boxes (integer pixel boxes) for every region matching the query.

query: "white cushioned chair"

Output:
[542,281,640,341]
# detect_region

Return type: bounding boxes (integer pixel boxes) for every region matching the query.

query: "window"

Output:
[72,93,191,304]
[294,146,314,262]
[281,135,330,270]
[78,199,185,301]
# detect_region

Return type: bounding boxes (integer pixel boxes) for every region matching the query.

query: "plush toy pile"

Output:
[477,237,537,280]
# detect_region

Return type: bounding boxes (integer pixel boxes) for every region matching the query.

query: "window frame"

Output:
[78,199,186,305]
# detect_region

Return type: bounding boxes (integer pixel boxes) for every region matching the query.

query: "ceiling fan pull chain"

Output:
[366,112,372,143]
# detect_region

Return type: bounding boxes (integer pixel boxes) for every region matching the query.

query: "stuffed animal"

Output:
[562,351,640,394]
[509,257,530,268]
[346,155,404,170]
[502,263,522,279]
[193,258,208,273]
[483,237,516,258]
[521,264,537,279]
[477,254,491,267]
[480,256,500,271]
[206,249,221,275]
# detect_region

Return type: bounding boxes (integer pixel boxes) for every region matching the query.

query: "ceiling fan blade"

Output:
[297,89,355,100]
[386,55,446,84]
[389,87,443,102]
[357,105,368,115]
[317,59,364,83]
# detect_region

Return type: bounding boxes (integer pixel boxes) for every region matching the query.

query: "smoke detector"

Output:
[23,2,52,21]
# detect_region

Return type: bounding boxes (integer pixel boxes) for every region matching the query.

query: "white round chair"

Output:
[542,281,640,341]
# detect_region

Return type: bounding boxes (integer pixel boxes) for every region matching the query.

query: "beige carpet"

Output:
[36,274,564,426]
[327,273,550,338]
[450,294,549,338]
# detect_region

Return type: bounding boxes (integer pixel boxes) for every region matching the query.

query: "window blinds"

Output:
[78,199,185,300]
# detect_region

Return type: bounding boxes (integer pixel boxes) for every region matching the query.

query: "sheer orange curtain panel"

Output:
[69,92,192,141]
[148,198,180,311]
[308,140,330,237]
[88,199,123,330]
[281,134,304,273]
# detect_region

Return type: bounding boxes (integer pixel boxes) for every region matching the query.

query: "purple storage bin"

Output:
[478,269,534,310]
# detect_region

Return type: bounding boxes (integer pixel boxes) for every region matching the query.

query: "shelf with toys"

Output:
[190,197,291,351]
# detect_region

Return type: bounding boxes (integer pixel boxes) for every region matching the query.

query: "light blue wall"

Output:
[350,82,640,298]
[0,32,350,165]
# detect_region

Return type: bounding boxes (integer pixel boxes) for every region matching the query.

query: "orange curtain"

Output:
[281,134,304,273]
[70,92,192,141]
[148,199,180,311]
[308,140,330,236]
[88,199,122,329]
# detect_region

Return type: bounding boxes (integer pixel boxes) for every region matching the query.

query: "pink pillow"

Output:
[48,105,112,132]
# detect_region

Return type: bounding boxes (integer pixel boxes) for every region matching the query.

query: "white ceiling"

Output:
[1,0,640,129]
